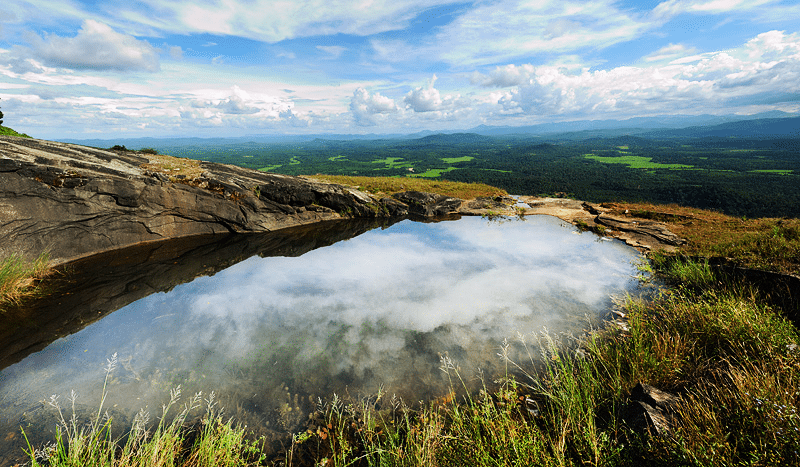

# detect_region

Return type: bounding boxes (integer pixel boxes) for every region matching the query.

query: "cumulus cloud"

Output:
[215,86,261,114]
[350,87,398,126]
[403,75,472,120]
[491,30,800,119]
[471,64,536,87]
[26,20,160,72]
[405,75,443,112]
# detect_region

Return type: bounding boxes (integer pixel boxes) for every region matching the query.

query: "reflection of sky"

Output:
[0,216,643,422]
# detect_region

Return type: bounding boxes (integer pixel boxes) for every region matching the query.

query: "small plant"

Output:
[139,147,159,155]
[23,354,268,466]
[0,252,51,310]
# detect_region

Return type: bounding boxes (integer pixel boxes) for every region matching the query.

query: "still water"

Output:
[0,215,645,462]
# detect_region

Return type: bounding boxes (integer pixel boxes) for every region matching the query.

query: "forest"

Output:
[156,132,800,219]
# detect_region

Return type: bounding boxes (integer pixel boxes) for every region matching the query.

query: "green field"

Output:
[584,154,695,169]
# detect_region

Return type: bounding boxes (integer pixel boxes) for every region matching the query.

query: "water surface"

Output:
[0,215,645,463]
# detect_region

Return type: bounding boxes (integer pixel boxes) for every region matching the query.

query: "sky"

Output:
[1,0,799,139]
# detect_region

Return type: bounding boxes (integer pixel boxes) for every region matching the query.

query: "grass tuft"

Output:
[0,252,52,310]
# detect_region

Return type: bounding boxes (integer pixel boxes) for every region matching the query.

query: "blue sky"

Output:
[1,0,799,139]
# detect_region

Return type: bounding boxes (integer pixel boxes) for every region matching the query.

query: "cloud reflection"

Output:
[0,216,643,428]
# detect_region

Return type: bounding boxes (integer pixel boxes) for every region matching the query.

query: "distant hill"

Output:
[640,117,800,139]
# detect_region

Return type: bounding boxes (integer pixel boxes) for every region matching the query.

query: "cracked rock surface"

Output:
[0,136,410,264]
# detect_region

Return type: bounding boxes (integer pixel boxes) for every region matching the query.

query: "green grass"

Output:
[18,254,800,466]
[441,156,474,164]
[750,169,793,174]
[0,252,51,310]
[0,126,31,138]
[409,167,457,178]
[371,157,412,168]
[584,154,694,170]
[23,354,267,467]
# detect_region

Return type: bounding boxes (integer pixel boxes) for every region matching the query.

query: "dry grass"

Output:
[605,201,800,274]
[139,153,205,181]
[304,174,507,200]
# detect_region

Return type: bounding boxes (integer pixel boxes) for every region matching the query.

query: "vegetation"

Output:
[602,201,800,275]
[8,136,800,463]
[273,259,799,466]
[22,354,266,467]
[0,252,51,310]
[0,126,31,138]
[0,98,31,137]
[155,133,800,218]
[308,174,506,199]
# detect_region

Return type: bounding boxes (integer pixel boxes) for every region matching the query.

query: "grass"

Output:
[305,174,507,200]
[409,167,458,178]
[15,255,800,466]
[605,202,800,275]
[584,154,694,170]
[0,126,31,138]
[0,252,51,310]
[281,262,800,466]
[22,354,267,467]
[139,153,206,181]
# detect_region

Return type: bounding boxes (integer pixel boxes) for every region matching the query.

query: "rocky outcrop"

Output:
[515,196,685,252]
[0,136,419,264]
[594,214,686,250]
[1,135,686,263]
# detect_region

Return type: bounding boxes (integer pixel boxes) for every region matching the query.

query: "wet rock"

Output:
[622,382,681,436]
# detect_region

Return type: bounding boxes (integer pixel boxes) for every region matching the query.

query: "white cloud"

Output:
[471,64,536,87]
[643,43,698,62]
[115,0,458,43]
[316,45,347,59]
[350,87,398,126]
[26,20,159,72]
[432,0,652,67]
[653,0,778,19]
[405,75,443,112]
[495,30,800,119]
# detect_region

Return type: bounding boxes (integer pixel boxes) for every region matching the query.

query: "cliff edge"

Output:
[0,136,419,264]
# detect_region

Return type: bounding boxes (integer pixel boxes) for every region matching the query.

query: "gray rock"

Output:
[392,190,463,217]
[622,382,682,436]
[595,213,685,251]
[0,136,461,264]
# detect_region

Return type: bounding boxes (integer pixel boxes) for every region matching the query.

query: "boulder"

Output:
[392,190,463,217]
